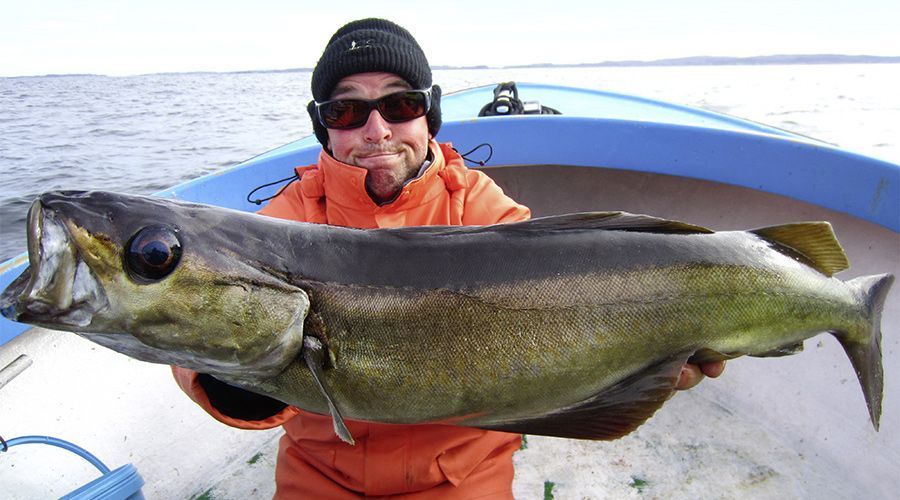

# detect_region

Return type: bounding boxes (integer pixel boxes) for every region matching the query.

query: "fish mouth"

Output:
[0,199,108,328]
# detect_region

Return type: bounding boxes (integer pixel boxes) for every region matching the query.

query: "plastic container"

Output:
[62,464,145,500]
[2,435,145,499]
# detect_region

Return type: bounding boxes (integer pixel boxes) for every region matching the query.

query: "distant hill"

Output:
[202,55,900,73]
[494,54,900,69]
[174,54,900,74]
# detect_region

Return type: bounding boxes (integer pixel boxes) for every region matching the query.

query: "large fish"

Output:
[0,191,892,444]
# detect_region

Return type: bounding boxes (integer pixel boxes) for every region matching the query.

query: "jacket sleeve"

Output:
[172,367,299,429]
[460,169,531,225]
[172,169,316,429]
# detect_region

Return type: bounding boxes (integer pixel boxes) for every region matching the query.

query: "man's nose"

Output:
[362,109,391,143]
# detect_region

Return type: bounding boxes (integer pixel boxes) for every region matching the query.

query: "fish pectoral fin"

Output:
[479,355,687,440]
[750,341,805,358]
[304,312,337,368]
[302,336,355,445]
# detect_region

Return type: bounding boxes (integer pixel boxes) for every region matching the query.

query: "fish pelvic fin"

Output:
[835,273,893,431]
[302,336,355,445]
[688,347,741,364]
[478,355,687,440]
[750,222,849,276]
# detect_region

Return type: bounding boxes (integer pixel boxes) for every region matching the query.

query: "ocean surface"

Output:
[1,64,898,261]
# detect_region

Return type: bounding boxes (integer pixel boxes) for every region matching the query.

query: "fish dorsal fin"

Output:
[507,212,714,234]
[479,355,687,440]
[750,222,849,276]
[383,212,713,238]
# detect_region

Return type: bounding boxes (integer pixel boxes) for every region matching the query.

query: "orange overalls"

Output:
[174,140,531,498]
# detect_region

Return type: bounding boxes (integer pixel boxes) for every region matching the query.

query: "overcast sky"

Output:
[3,0,899,77]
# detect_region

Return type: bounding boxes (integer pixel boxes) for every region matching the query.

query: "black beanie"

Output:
[307,18,442,146]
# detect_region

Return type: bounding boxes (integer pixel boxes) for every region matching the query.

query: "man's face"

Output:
[326,72,431,204]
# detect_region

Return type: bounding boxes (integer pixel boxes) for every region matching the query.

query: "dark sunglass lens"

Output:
[379,92,427,122]
[321,100,370,129]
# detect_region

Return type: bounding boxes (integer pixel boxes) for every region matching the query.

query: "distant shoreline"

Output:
[7,54,900,78]
[489,54,900,69]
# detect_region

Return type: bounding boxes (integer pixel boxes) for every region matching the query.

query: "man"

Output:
[174,18,723,498]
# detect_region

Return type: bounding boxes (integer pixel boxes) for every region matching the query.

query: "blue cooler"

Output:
[2,435,145,499]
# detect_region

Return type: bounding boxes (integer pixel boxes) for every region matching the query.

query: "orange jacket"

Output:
[173,141,530,498]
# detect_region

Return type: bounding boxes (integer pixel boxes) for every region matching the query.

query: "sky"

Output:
[2,0,899,77]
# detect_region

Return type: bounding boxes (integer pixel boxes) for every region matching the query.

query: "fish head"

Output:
[0,190,309,378]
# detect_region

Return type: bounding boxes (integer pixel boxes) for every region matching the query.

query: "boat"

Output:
[1,82,897,498]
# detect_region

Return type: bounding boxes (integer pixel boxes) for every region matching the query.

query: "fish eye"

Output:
[125,225,182,282]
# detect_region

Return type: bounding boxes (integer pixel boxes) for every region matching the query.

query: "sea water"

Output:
[1,64,899,261]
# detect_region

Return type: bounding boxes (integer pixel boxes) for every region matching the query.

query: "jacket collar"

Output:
[316,140,450,211]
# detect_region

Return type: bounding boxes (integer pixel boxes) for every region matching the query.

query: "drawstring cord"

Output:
[456,143,493,166]
[246,173,300,205]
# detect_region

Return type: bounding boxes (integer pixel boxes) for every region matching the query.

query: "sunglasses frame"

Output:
[314,89,432,130]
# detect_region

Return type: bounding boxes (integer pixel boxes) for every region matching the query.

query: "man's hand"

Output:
[675,361,726,390]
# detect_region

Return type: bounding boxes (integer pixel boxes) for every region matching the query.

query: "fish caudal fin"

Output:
[836,273,894,431]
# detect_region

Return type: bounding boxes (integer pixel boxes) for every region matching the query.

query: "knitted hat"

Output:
[307,18,442,146]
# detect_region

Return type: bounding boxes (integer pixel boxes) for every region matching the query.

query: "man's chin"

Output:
[365,171,406,203]
[355,153,404,171]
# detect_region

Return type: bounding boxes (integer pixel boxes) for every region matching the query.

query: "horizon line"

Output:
[4,53,899,79]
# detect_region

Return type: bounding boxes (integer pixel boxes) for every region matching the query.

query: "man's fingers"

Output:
[675,364,704,390]
[701,360,726,378]
[676,361,727,391]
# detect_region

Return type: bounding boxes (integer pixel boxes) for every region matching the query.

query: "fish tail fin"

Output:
[835,273,893,431]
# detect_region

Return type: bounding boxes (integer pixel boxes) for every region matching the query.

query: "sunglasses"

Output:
[314,89,431,129]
